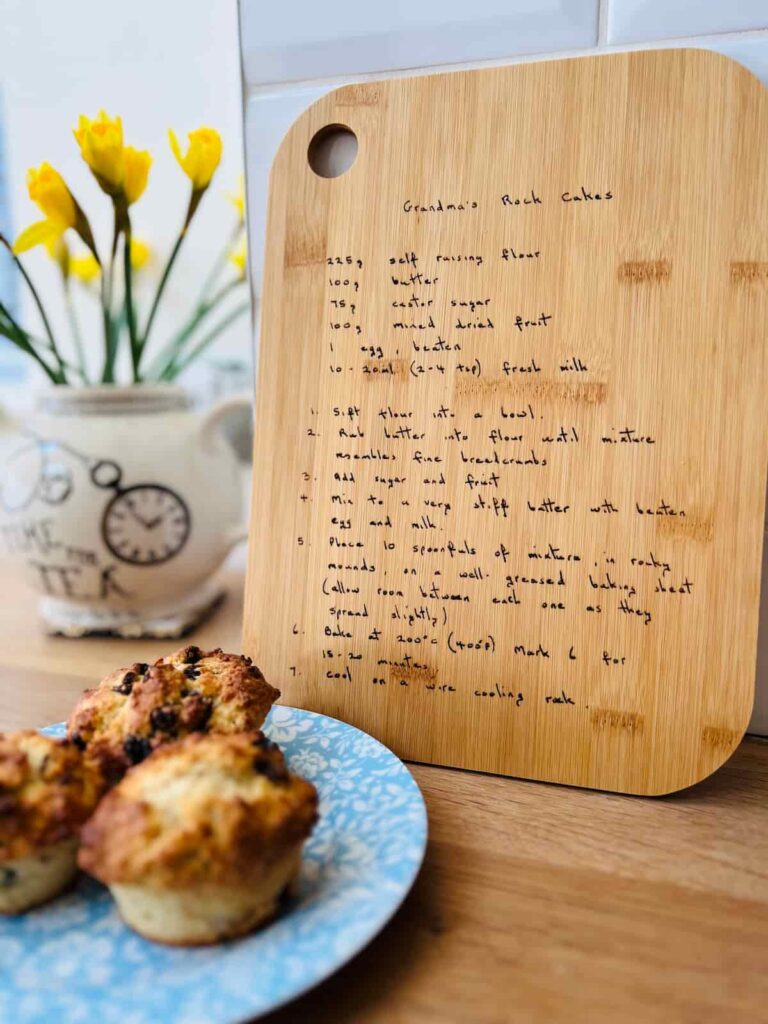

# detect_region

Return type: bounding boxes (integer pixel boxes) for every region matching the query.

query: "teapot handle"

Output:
[199,393,253,553]
[199,393,253,450]
[223,521,250,552]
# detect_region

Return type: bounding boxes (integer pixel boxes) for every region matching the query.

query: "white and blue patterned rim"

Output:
[0,707,428,1024]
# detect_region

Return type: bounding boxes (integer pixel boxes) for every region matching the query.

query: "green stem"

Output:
[8,327,80,379]
[140,187,203,354]
[203,277,242,313]
[107,205,120,309]
[4,321,80,379]
[161,300,250,381]
[123,215,141,382]
[145,277,244,380]
[101,208,122,383]
[140,231,184,356]
[113,297,128,338]
[99,273,114,383]
[63,279,89,384]
[197,220,243,304]
[0,234,68,383]
[0,301,61,384]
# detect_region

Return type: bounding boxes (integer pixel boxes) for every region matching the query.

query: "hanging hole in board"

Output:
[308,125,358,179]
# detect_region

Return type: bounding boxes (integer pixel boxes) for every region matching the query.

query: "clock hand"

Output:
[125,506,157,530]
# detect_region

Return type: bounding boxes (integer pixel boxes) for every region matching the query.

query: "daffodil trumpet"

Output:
[74,111,124,195]
[169,127,222,195]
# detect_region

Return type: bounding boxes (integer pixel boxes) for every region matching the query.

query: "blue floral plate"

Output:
[0,707,427,1024]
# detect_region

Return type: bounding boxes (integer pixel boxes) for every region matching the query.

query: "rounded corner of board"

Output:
[270,82,374,170]
[682,46,768,96]
[650,725,750,797]
[266,89,338,179]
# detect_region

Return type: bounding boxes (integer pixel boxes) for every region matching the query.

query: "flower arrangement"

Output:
[0,111,248,385]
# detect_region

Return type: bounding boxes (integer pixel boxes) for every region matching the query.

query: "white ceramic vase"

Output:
[0,384,250,637]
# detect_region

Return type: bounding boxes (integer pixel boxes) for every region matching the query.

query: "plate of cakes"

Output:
[0,646,427,1024]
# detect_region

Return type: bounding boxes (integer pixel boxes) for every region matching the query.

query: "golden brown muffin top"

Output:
[0,731,104,862]
[67,647,280,783]
[78,731,318,888]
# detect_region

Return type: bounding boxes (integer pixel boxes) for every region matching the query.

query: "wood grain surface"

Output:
[1,564,767,1023]
[245,48,768,794]
[264,740,768,1024]
[0,566,243,729]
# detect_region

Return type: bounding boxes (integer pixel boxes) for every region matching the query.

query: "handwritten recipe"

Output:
[286,184,699,720]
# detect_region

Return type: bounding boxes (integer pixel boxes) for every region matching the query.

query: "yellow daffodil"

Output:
[13,163,78,253]
[74,110,124,194]
[169,126,222,191]
[28,163,76,224]
[130,237,151,270]
[123,146,151,205]
[227,175,245,222]
[69,253,100,284]
[229,238,246,277]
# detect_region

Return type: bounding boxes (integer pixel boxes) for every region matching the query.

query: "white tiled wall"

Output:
[607,1,768,45]
[239,2,768,734]
[240,1,599,84]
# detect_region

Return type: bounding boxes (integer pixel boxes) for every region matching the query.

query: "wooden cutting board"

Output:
[244,48,768,794]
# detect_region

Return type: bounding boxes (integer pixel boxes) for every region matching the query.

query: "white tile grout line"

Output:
[245,26,768,99]
[597,0,609,47]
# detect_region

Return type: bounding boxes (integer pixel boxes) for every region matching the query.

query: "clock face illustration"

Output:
[101,485,191,566]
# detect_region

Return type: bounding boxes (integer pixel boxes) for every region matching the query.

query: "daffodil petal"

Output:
[227,175,245,220]
[13,218,64,254]
[129,237,151,269]
[168,126,222,190]
[123,146,151,205]
[69,253,100,283]
[168,129,183,170]
[26,163,77,227]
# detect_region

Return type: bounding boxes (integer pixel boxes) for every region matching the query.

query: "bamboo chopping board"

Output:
[244,48,768,794]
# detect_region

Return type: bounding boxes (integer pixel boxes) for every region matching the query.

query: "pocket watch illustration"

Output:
[92,460,191,567]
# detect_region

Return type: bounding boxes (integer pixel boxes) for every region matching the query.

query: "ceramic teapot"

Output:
[0,384,250,637]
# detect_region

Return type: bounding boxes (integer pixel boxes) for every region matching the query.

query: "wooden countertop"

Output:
[2,566,768,1024]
